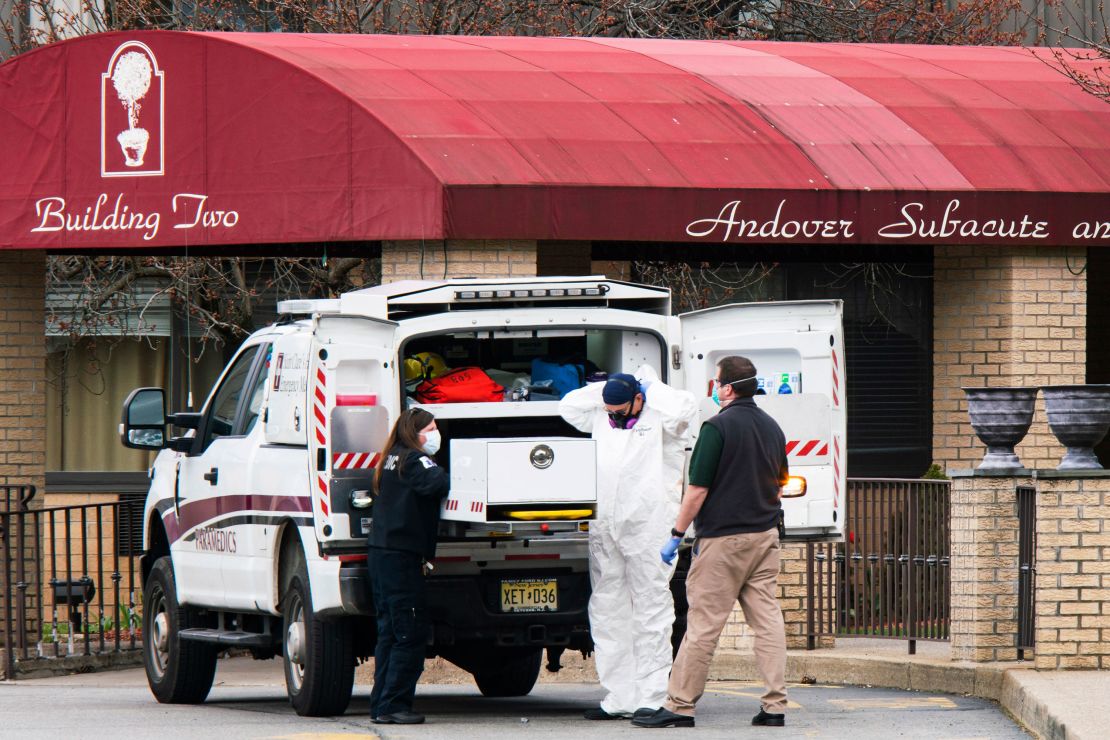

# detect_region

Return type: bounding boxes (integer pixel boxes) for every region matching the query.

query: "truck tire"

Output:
[473,647,542,697]
[282,558,355,716]
[142,556,218,704]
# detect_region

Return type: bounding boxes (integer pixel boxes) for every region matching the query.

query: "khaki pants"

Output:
[664,528,787,716]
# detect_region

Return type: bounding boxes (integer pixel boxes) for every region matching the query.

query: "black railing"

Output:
[806,478,951,653]
[1017,485,1036,657]
[1,487,144,679]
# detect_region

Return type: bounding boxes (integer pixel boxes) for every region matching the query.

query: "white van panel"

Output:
[679,300,846,541]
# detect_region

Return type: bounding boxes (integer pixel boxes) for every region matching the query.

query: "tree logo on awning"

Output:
[101,41,164,178]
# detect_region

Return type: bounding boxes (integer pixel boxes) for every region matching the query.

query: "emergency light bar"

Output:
[453,284,609,301]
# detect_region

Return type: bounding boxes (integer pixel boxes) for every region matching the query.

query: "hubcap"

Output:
[148,590,170,679]
[286,621,305,666]
[285,596,306,691]
[154,612,169,653]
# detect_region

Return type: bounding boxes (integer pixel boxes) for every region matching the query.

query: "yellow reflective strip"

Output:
[505,509,593,520]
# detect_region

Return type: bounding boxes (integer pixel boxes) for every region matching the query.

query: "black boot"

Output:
[751,708,785,727]
[631,708,695,728]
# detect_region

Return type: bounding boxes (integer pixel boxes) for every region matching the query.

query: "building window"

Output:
[623,245,934,478]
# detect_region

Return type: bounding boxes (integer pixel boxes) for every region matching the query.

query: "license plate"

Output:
[500,578,558,613]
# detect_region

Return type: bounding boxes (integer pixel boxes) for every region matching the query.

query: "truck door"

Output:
[678,301,846,541]
[309,316,397,549]
[173,343,268,606]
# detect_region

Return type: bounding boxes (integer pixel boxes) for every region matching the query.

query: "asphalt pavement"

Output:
[0,656,1029,740]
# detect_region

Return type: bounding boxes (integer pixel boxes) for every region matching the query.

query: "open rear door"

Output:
[679,301,845,542]
[309,315,398,548]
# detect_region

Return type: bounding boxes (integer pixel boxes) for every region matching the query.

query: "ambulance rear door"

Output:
[678,300,846,542]
[309,315,398,549]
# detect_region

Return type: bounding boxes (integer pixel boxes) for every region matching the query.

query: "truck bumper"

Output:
[335,564,592,648]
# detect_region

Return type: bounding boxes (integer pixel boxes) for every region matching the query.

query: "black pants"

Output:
[368,547,428,716]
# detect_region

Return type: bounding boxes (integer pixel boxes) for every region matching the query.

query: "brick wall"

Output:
[381,240,538,282]
[0,251,46,497]
[934,246,1086,472]
[1033,475,1110,670]
[949,474,1023,662]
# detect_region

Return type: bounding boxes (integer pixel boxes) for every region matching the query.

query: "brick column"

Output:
[0,251,46,496]
[0,251,45,678]
[933,246,1085,472]
[1033,474,1110,670]
[949,473,1024,662]
[380,240,538,282]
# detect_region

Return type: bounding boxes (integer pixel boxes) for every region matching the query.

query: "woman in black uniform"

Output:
[368,408,448,725]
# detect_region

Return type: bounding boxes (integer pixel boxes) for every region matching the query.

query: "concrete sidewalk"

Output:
[708,639,1107,740]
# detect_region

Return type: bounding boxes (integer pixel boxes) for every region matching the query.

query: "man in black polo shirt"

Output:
[634,355,789,730]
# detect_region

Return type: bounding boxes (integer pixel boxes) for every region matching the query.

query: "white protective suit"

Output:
[559,365,698,715]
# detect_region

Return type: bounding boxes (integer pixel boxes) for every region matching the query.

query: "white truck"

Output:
[119,276,845,716]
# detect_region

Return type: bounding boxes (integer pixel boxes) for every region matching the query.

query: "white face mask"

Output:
[423,429,441,456]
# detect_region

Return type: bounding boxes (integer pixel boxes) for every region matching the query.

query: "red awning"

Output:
[1,32,1107,248]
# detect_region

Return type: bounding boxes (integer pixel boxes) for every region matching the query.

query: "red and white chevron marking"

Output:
[313,368,330,518]
[832,434,842,509]
[786,439,828,457]
[831,348,841,408]
[444,499,460,511]
[332,452,380,470]
[470,501,484,513]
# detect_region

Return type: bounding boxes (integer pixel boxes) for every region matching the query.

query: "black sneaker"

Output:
[374,711,426,724]
[751,709,785,727]
[631,708,695,728]
[584,707,630,720]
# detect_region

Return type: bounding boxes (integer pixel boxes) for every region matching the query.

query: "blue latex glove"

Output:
[660,535,682,565]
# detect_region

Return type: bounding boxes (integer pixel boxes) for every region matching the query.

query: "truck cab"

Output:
[120,276,844,716]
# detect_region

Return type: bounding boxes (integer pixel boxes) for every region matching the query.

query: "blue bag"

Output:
[530,358,585,399]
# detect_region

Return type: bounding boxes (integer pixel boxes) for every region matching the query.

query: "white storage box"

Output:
[444,437,597,523]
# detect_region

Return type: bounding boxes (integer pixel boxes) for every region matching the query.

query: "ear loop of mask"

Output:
[719,374,757,388]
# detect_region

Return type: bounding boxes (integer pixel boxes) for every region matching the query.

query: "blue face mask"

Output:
[713,375,758,406]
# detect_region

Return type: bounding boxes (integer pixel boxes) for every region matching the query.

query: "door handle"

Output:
[203,468,219,486]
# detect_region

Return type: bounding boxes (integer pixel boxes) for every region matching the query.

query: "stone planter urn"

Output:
[962,387,1038,470]
[1042,385,1110,470]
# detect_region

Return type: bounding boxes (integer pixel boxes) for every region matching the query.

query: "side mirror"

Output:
[120,387,167,450]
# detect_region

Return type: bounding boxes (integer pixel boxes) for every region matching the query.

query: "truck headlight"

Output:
[781,476,807,498]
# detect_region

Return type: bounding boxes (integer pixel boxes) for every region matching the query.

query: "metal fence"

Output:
[1017,485,1036,657]
[807,478,951,653]
[1,486,144,679]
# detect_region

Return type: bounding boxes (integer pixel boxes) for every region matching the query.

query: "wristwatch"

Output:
[671,527,686,538]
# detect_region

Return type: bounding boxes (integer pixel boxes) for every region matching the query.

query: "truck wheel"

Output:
[282,558,355,716]
[473,648,542,697]
[142,556,218,704]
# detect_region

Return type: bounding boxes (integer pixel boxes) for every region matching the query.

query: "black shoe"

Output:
[751,709,785,727]
[631,708,695,728]
[633,707,659,719]
[584,707,630,720]
[374,711,426,724]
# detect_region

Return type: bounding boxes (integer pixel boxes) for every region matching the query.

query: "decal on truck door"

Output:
[161,493,313,544]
